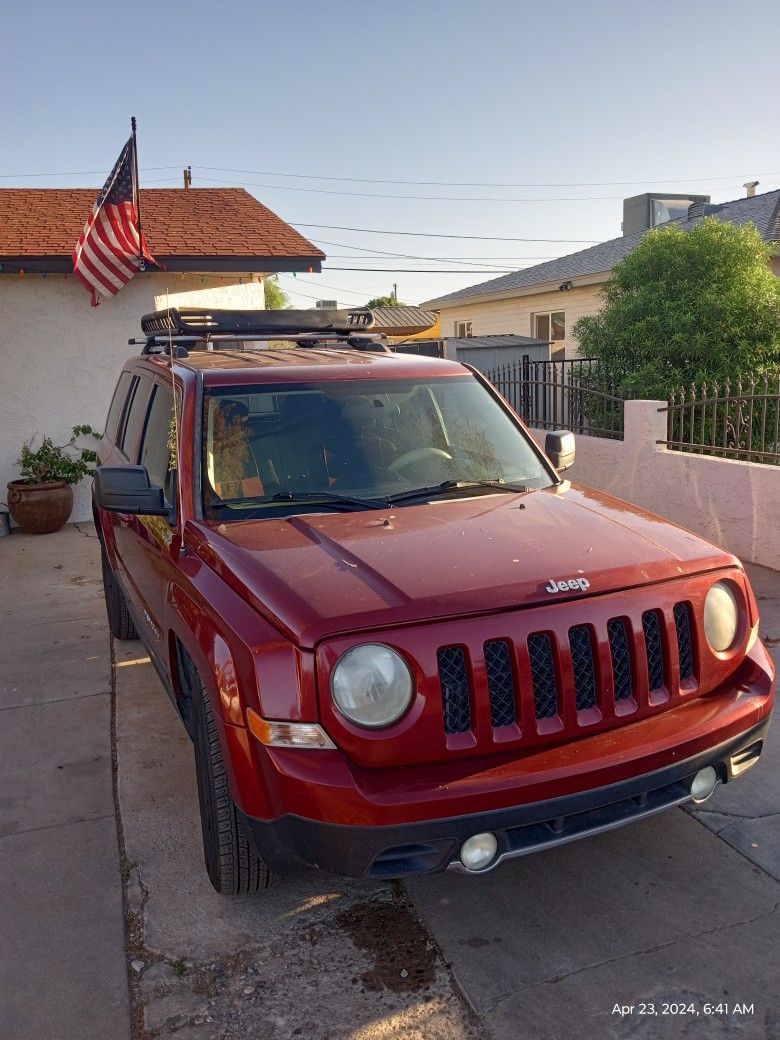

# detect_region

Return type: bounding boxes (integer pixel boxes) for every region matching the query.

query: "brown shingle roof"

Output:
[0,187,324,272]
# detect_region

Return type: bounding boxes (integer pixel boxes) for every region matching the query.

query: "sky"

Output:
[3,0,779,309]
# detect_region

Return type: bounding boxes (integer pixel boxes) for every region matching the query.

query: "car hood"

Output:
[186,484,734,647]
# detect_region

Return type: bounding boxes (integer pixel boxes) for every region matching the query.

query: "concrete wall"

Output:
[1,272,266,523]
[434,281,605,359]
[531,400,780,570]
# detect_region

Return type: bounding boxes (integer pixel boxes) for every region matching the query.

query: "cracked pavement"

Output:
[1,528,778,1040]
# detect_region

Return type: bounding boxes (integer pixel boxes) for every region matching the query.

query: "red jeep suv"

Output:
[93,307,774,895]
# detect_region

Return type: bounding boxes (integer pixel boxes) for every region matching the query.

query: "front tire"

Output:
[100,544,137,640]
[192,673,271,895]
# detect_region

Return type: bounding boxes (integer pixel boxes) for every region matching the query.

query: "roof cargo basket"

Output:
[140,307,375,338]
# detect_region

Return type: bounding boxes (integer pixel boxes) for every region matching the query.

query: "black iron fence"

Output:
[661,372,780,465]
[486,358,626,440]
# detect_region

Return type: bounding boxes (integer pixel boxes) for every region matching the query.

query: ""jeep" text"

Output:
[545,577,590,593]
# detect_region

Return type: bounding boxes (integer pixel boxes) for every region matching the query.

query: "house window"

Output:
[533,311,566,341]
[455,320,473,338]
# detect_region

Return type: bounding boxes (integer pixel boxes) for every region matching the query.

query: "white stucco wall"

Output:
[531,400,780,570]
[0,272,267,523]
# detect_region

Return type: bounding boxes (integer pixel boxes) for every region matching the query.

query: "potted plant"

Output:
[7,425,100,534]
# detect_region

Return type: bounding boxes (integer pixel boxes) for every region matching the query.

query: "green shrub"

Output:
[17,425,101,485]
[574,218,780,399]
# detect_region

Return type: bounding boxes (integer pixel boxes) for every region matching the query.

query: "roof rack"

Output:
[131,307,392,357]
[140,307,374,337]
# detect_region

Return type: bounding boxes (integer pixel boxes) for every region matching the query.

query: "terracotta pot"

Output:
[6,480,74,534]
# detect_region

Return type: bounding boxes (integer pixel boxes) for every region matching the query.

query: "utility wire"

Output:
[312,237,542,270]
[195,174,641,202]
[192,164,780,190]
[320,272,515,276]
[324,253,555,261]
[2,163,776,189]
[278,274,387,299]
[0,166,182,178]
[292,222,600,243]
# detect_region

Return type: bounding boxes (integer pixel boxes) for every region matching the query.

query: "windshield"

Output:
[202,375,555,520]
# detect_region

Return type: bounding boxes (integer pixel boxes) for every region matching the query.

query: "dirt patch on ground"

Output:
[336,894,437,994]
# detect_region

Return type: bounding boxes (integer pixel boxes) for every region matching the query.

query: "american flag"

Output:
[72,136,159,306]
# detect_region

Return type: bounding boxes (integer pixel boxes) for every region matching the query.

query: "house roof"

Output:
[0,187,324,273]
[368,306,439,337]
[423,189,780,308]
[446,334,550,349]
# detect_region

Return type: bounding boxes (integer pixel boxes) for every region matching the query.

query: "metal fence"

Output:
[486,358,626,440]
[661,372,780,465]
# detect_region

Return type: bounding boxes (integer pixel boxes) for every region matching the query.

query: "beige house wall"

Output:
[437,281,606,358]
[0,272,267,523]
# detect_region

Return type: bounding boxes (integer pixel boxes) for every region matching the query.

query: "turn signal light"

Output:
[246,708,336,750]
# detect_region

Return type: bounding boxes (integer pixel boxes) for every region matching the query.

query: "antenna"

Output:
[166,289,182,530]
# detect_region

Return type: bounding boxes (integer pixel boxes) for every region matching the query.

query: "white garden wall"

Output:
[0,272,266,523]
[531,400,780,570]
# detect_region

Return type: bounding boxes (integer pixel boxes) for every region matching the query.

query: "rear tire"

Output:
[100,544,137,641]
[192,672,271,895]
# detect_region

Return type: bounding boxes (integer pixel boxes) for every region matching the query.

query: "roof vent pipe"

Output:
[743,181,759,198]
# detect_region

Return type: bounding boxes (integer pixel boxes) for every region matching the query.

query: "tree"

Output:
[264,276,291,310]
[573,218,780,398]
[366,295,404,309]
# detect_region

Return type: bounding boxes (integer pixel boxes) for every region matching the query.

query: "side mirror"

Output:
[545,430,575,472]
[94,465,169,515]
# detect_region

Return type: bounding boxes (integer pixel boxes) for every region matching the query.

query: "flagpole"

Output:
[130,116,145,271]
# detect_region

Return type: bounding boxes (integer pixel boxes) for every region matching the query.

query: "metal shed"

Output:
[444,334,551,375]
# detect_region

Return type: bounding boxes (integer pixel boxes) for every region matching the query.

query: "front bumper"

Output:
[240,717,769,878]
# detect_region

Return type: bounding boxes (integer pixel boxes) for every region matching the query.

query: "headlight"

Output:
[331,644,413,728]
[704,581,740,652]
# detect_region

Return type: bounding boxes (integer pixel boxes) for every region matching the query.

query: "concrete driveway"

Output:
[1,527,778,1040]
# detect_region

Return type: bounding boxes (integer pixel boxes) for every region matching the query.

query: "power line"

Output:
[279,275,380,298]
[312,237,538,270]
[2,162,776,190]
[324,253,555,261]
[323,267,513,273]
[0,166,181,179]
[293,222,600,243]
[193,164,780,190]
[195,173,638,202]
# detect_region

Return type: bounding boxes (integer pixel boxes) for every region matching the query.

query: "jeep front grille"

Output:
[527,632,558,720]
[673,603,695,681]
[607,618,634,701]
[484,639,517,728]
[642,610,667,692]
[438,646,471,734]
[436,601,698,740]
[569,625,598,711]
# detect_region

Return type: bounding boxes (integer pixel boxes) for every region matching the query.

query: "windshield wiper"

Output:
[383,479,530,505]
[270,490,383,510]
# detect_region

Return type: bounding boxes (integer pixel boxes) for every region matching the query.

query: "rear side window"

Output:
[140,385,174,490]
[120,375,151,459]
[105,372,132,442]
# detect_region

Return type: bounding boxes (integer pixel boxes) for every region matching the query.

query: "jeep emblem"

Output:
[545,577,590,594]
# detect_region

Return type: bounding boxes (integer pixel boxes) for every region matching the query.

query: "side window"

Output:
[120,375,152,460]
[105,372,132,442]
[140,385,174,490]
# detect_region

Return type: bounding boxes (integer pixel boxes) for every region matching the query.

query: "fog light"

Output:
[460,832,498,871]
[691,766,719,803]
